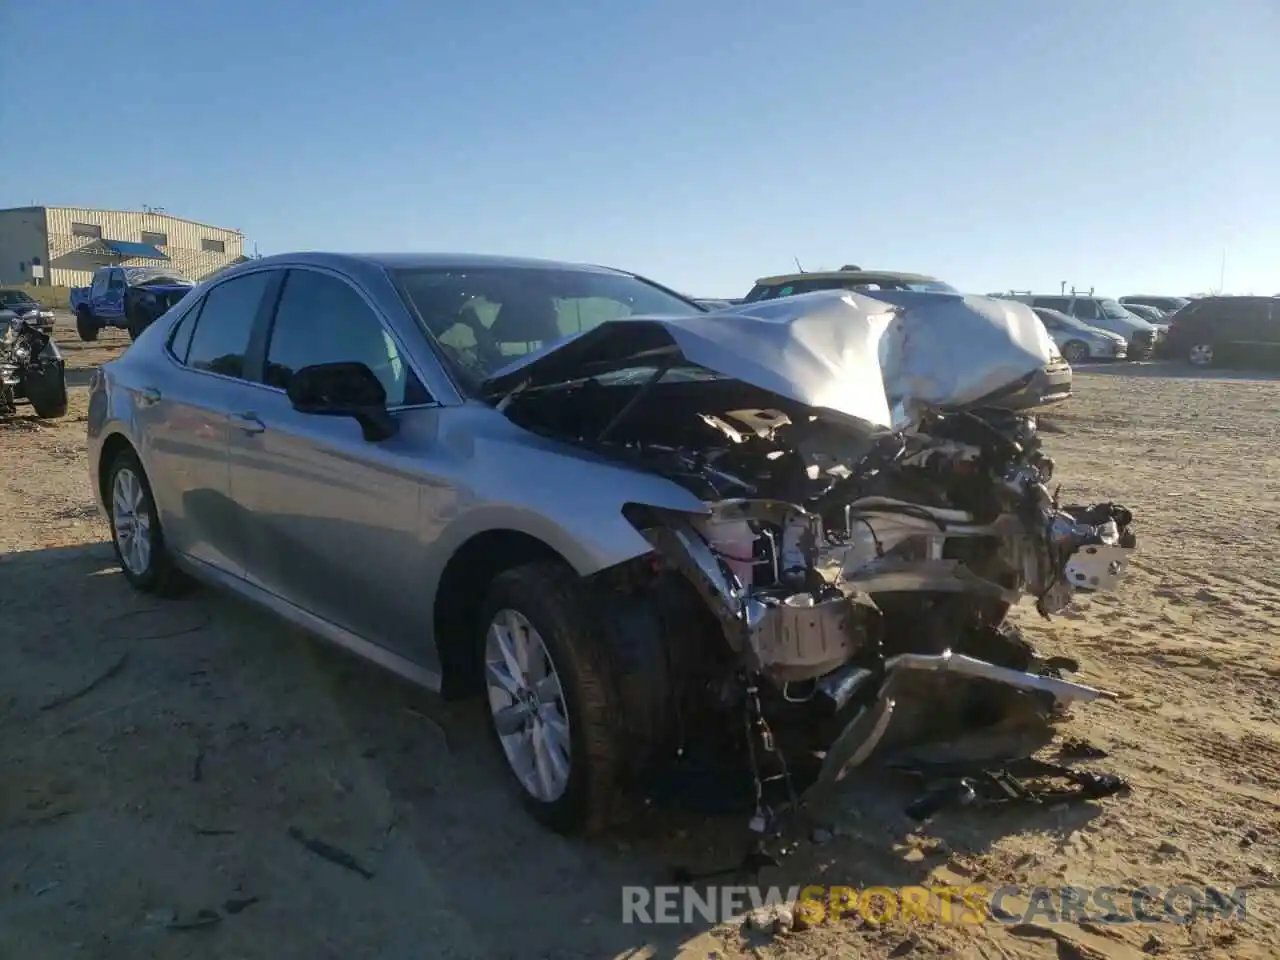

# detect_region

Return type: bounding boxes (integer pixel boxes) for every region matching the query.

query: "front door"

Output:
[226,266,436,655]
[102,268,127,319]
[137,269,278,576]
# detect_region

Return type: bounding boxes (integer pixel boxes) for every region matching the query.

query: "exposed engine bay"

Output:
[484,291,1137,826]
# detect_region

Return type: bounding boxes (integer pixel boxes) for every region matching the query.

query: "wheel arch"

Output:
[96,432,137,512]
[432,528,577,699]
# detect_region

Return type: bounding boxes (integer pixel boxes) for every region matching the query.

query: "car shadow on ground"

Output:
[0,542,1110,959]
[1075,360,1280,382]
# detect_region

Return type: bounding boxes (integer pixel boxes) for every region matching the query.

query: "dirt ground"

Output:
[1,323,1277,959]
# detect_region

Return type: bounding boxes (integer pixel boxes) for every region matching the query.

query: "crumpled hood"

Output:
[863,289,1061,417]
[482,289,1058,428]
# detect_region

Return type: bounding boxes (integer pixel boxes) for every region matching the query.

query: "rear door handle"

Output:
[231,412,265,435]
[137,387,162,407]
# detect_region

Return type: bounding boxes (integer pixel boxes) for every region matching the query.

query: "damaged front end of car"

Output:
[482,290,1136,825]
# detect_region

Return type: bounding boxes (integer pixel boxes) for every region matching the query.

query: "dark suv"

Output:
[1163,296,1280,368]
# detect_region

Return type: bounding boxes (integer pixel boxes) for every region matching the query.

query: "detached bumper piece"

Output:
[807,649,1115,793]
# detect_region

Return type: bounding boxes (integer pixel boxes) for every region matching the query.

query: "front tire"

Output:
[76,308,99,342]
[105,449,192,597]
[1061,340,1090,365]
[478,561,625,834]
[25,364,68,419]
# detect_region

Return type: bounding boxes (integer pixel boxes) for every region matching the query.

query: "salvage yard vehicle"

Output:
[995,292,1162,360]
[1032,307,1128,363]
[69,265,195,342]
[87,253,1135,835]
[1120,294,1190,316]
[1,306,68,418]
[0,288,56,331]
[1162,295,1280,368]
[742,266,960,301]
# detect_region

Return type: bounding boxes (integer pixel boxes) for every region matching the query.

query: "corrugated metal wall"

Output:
[44,208,244,287]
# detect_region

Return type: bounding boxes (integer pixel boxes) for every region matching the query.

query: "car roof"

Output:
[239,251,632,275]
[753,269,943,286]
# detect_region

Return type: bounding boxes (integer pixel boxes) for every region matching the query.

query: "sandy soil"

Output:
[1,327,1277,959]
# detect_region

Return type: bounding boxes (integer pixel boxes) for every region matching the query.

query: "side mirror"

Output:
[286,361,398,442]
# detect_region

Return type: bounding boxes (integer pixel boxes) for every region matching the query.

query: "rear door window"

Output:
[1229,299,1272,339]
[184,271,274,379]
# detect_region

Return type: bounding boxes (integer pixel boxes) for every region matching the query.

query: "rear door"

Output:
[102,268,127,319]
[138,269,280,576]
[1224,298,1277,365]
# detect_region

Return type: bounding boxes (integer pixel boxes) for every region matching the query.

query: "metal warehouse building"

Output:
[0,206,246,287]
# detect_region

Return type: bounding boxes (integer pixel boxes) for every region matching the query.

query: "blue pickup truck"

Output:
[69,266,195,341]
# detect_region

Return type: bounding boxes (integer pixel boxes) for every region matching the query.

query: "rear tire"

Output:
[76,308,99,342]
[1061,340,1090,364]
[478,560,626,834]
[105,448,193,597]
[25,364,68,419]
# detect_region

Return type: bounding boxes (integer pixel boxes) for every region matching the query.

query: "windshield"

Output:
[0,290,38,306]
[1099,299,1135,320]
[392,265,702,391]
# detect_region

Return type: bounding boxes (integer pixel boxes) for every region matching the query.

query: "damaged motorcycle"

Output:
[1,307,68,419]
[483,288,1134,831]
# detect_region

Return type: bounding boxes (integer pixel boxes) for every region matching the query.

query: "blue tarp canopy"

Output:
[103,239,169,260]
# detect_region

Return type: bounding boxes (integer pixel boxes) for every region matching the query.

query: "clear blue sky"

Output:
[3,0,1277,296]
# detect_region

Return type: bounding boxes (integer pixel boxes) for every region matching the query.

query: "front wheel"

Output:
[105,449,192,597]
[478,561,625,834]
[1188,343,1214,366]
[1061,340,1090,365]
[25,364,68,419]
[76,308,99,342]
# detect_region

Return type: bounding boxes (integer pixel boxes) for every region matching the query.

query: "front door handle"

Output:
[231,412,265,435]
[137,386,162,407]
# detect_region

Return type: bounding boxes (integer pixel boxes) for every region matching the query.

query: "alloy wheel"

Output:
[111,467,153,576]
[484,608,572,802]
[1188,343,1213,366]
[1062,341,1089,364]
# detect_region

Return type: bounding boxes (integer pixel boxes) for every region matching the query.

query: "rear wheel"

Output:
[1188,343,1214,366]
[76,308,99,342]
[105,449,192,597]
[1061,340,1090,364]
[478,561,625,834]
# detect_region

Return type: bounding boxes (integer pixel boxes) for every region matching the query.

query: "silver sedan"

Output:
[1032,307,1128,363]
[88,252,714,833]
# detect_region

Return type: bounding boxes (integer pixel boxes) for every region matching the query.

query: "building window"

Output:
[202,238,226,253]
[32,255,41,265]
[141,230,168,246]
[72,222,102,238]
